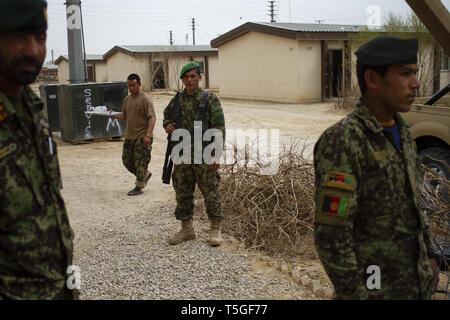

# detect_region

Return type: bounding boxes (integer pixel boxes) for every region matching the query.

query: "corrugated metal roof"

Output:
[60,54,105,61]
[119,45,217,53]
[254,22,382,33]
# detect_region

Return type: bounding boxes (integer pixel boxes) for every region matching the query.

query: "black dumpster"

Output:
[39,84,60,131]
[57,82,127,144]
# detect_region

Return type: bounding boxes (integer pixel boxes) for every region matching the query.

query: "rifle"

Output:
[161,91,209,184]
[162,133,175,184]
[162,92,181,185]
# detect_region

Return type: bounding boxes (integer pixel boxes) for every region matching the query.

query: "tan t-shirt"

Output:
[121,92,156,140]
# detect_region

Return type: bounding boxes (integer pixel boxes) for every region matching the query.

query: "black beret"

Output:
[355,35,418,67]
[0,0,48,34]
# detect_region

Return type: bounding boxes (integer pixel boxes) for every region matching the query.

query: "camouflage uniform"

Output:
[313,100,436,300]
[0,86,75,299]
[163,88,225,220]
[122,138,153,189]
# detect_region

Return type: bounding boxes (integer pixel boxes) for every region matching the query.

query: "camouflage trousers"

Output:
[172,163,222,221]
[122,138,153,188]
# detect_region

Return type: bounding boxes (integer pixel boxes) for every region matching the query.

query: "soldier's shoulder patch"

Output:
[320,193,350,217]
[316,191,351,226]
[0,103,9,123]
[324,171,355,191]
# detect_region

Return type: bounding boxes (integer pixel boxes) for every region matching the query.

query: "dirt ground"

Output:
[51,91,350,299]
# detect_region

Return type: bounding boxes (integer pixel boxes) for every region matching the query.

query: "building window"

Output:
[442,53,449,71]
[195,61,205,74]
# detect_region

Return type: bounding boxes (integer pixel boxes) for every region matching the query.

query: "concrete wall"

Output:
[94,62,108,82]
[218,31,306,103]
[107,51,151,91]
[298,41,321,102]
[208,55,219,89]
[57,60,69,83]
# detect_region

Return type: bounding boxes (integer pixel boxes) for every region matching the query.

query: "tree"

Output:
[350,12,440,98]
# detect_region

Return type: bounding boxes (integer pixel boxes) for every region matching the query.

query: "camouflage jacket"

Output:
[163,88,225,162]
[0,86,74,299]
[313,100,435,300]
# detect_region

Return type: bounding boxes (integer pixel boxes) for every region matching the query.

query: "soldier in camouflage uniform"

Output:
[0,0,76,299]
[163,62,225,246]
[313,36,440,299]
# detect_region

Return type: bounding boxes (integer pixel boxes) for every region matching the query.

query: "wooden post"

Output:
[321,40,329,102]
[204,56,209,89]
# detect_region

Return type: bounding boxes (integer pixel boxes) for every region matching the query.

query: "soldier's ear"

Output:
[364,69,379,91]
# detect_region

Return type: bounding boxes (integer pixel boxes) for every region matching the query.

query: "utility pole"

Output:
[51,49,54,64]
[185,34,189,45]
[191,18,196,45]
[268,1,276,23]
[169,30,173,45]
[316,19,324,24]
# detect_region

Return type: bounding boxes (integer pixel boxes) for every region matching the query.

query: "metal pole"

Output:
[66,0,86,83]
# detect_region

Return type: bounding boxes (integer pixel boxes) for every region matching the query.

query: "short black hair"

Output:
[127,73,141,84]
[356,61,389,95]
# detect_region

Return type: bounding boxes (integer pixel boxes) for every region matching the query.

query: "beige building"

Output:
[102,45,218,92]
[56,45,219,92]
[55,55,107,84]
[211,22,444,103]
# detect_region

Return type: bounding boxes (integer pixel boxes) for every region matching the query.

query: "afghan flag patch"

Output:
[321,195,349,217]
[325,172,355,191]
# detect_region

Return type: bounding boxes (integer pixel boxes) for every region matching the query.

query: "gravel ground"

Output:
[72,204,306,300]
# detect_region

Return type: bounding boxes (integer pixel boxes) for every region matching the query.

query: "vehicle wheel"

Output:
[420,148,449,198]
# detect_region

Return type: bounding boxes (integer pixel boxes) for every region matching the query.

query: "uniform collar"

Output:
[183,87,202,97]
[353,98,410,134]
[353,99,384,134]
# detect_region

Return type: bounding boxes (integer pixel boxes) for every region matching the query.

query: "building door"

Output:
[87,66,94,82]
[151,61,165,89]
[327,49,343,98]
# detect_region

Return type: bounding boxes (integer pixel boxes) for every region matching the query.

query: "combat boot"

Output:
[168,218,196,245]
[208,218,223,247]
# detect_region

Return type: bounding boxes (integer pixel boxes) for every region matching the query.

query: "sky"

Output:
[44,0,450,63]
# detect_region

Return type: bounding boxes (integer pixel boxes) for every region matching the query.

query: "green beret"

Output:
[180,62,200,79]
[0,0,48,34]
[355,35,418,67]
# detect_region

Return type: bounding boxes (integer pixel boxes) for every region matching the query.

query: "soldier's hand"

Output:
[165,122,176,134]
[429,258,439,292]
[143,136,151,147]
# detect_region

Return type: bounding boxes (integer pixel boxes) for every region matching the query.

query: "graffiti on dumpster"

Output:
[83,88,123,139]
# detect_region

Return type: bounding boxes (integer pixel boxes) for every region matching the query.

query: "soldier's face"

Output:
[0,31,46,86]
[182,69,202,93]
[376,64,420,113]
